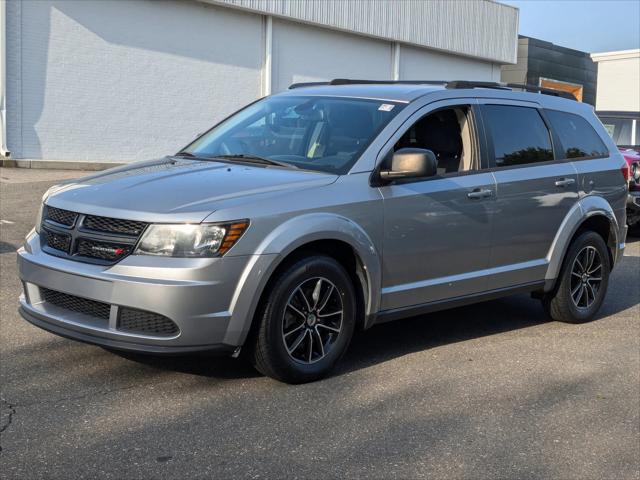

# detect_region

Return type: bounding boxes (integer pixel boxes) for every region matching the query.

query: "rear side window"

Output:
[483,105,553,167]
[546,110,609,159]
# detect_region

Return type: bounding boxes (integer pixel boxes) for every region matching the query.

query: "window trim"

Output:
[479,103,557,170]
[370,99,489,186]
[545,108,610,161]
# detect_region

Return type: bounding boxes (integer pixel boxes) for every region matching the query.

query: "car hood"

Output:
[45,157,338,222]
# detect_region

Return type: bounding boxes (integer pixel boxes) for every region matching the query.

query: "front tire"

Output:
[251,255,356,383]
[543,231,611,323]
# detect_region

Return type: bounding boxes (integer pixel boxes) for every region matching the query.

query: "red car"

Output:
[621,148,640,232]
[597,111,640,233]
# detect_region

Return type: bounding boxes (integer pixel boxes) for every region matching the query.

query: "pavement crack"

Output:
[17,380,159,409]
[0,397,17,455]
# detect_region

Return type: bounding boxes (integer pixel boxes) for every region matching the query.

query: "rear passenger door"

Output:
[480,100,579,289]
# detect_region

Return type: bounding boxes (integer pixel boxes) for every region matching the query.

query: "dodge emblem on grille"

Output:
[91,245,126,256]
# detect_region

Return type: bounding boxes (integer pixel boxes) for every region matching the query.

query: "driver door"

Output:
[378,99,497,311]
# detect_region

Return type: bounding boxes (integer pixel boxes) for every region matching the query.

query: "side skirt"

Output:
[373,281,546,325]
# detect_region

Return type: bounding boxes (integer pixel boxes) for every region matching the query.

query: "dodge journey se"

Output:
[18,79,628,383]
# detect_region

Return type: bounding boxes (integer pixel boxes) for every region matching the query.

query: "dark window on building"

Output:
[547,110,609,159]
[483,105,554,167]
[599,116,635,146]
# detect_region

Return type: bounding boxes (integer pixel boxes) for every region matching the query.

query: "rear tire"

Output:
[542,231,610,323]
[251,255,356,384]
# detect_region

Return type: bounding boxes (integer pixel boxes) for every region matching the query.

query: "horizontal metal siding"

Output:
[204,0,518,64]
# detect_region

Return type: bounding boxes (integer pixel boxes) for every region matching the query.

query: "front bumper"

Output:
[17,231,273,354]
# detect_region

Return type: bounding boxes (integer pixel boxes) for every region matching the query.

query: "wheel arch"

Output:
[545,196,620,290]
[223,213,382,347]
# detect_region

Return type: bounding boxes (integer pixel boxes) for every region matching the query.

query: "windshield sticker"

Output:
[378,104,395,112]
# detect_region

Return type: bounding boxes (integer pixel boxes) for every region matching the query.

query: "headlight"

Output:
[134,220,249,257]
[632,162,640,183]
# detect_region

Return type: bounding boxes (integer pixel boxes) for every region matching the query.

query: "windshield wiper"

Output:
[213,154,297,169]
[173,151,199,158]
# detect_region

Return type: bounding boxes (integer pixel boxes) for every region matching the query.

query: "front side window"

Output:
[392,106,481,175]
[183,96,404,174]
[546,110,609,159]
[483,105,554,167]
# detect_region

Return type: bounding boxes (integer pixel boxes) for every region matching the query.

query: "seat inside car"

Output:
[325,104,374,156]
[394,107,481,174]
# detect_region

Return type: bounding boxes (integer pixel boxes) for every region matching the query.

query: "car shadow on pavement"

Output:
[109,349,262,379]
[110,234,640,382]
[110,296,549,381]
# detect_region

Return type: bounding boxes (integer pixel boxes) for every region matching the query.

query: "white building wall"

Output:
[399,45,501,82]
[592,50,640,112]
[205,0,518,64]
[7,0,263,162]
[272,19,393,93]
[4,0,514,164]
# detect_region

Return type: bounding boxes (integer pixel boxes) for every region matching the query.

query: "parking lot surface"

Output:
[1,168,639,479]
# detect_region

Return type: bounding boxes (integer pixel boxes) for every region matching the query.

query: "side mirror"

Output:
[379,148,438,181]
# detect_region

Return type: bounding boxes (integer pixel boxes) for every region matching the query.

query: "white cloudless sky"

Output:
[501,0,640,53]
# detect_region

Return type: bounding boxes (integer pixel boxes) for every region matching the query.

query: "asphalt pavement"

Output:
[1,167,639,479]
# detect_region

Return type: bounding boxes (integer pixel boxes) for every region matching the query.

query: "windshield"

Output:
[182,96,404,174]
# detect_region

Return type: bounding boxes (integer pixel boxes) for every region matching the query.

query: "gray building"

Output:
[501,36,597,105]
[0,0,518,167]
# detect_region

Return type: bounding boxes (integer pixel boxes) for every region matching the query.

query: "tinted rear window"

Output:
[546,110,609,159]
[483,105,553,167]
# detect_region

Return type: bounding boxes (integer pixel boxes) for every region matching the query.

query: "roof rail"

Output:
[288,81,331,90]
[446,80,577,100]
[505,83,577,100]
[288,79,447,89]
[445,80,510,91]
[287,78,577,100]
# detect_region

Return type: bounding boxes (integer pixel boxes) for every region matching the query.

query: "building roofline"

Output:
[591,49,640,62]
[197,0,518,64]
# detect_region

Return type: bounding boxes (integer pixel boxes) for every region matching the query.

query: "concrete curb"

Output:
[1,158,125,171]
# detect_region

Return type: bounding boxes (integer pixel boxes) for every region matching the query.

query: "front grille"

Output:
[42,228,71,253]
[40,208,145,265]
[41,288,111,320]
[82,215,147,236]
[76,239,132,262]
[118,308,179,337]
[45,206,77,227]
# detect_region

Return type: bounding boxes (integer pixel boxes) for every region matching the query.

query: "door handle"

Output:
[554,178,576,187]
[467,188,493,199]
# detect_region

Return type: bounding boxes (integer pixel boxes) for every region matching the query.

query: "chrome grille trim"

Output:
[40,207,145,265]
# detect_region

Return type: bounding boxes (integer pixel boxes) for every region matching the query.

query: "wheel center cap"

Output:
[581,273,589,283]
[306,313,317,327]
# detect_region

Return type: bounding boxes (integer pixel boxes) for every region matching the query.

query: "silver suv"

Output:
[18,80,628,383]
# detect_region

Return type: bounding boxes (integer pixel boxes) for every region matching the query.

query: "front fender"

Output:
[545,195,620,286]
[222,213,381,346]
